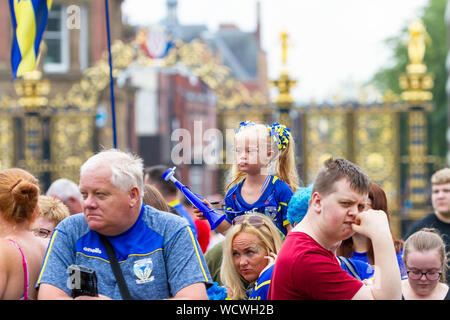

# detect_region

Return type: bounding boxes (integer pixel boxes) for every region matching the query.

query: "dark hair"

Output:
[144,165,178,195]
[313,158,371,196]
[338,182,404,264]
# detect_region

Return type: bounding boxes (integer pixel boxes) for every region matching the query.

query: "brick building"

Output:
[0,0,269,196]
[0,0,135,189]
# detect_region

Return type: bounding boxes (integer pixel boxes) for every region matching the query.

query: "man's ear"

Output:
[67,196,78,204]
[310,192,322,214]
[129,186,140,208]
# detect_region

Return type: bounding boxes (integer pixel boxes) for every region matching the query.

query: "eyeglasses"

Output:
[406,270,442,281]
[232,215,265,227]
[32,228,52,239]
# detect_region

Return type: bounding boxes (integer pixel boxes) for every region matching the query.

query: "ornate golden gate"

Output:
[300,102,404,236]
[296,19,437,237]
[0,35,269,189]
[0,70,95,187]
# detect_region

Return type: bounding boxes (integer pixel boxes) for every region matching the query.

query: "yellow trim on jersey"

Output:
[37,229,58,283]
[187,226,209,282]
[124,249,163,262]
[168,199,181,207]
[254,279,271,291]
[76,252,109,263]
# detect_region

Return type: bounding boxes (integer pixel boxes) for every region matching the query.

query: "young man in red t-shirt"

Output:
[268,158,402,300]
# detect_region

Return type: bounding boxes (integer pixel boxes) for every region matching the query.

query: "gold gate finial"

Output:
[399,18,433,103]
[270,30,297,128]
[407,19,430,72]
[272,30,296,105]
[280,29,288,67]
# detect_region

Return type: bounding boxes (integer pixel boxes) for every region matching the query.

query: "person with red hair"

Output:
[338,182,406,279]
[0,168,47,299]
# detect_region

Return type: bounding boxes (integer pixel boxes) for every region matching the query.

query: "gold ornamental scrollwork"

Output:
[0,95,15,170]
[163,39,268,110]
[354,110,400,211]
[53,40,137,112]
[303,111,348,184]
[55,36,268,113]
[50,114,94,183]
[0,116,15,170]
[2,32,269,186]
[301,103,401,213]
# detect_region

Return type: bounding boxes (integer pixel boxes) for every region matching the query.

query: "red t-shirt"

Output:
[268,232,363,300]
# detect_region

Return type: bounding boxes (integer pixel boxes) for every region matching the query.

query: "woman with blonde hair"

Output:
[220,213,283,300]
[31,195,70,240]
[0,168,47,300]
[402,228,449,300]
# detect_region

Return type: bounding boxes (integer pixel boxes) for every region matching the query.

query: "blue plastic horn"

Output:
[162,167,226,230]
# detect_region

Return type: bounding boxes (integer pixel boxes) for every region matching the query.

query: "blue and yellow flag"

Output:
[9,0,53,79]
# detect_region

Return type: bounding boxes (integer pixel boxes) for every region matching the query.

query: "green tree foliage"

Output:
[370,0,448,158]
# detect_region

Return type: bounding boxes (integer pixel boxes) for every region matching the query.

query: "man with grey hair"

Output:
[37,149,211,300]
[404,167,450,283]
[46,178,83,215]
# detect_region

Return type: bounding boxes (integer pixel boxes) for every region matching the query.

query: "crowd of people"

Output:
[0,120,449,300]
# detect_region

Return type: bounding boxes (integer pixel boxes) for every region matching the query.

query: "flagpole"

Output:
[105,0,118,149]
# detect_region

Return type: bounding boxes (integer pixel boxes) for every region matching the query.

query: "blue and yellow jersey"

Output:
[168,198,198,238]
[248,264,274,300]
[349,249,407,280]
[224,176,293,235]
[338,256,374,281]
[37,204,211,299]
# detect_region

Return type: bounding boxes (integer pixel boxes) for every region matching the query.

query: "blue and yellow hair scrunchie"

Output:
[268,122,291,150]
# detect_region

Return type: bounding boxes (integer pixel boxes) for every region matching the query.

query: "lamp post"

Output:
[13,69,50,180]
[271,30,297,128]
[399,19,434,220]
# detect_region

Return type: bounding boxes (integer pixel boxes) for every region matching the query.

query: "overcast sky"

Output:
[121,0,429,103]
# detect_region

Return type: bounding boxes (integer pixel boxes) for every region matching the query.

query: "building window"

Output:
[43,4,69,73]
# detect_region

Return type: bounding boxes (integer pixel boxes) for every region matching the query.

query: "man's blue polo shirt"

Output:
[37,204,211,299]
